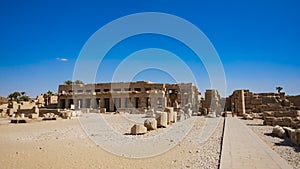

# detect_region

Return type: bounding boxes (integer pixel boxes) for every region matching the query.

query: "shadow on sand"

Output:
[264,132,300,153]
[246,123,264,127]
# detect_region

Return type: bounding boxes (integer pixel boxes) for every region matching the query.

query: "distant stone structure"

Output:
[0,96,8,105]
[36,94,58,108]
[202,89,223,116]
[57,81,200,113]
[226,90,297,115]
[286,95,300,109]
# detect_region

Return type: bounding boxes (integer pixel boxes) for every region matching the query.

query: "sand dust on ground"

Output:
[0,114,221,169]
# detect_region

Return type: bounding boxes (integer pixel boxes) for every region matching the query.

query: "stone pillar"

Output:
[78,100,81,109]
[238,90,246,116]
[82,99,86,108]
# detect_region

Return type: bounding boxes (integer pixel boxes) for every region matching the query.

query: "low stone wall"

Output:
[39,108,60,117]
[287,95,300,107]
[263,110,300,128]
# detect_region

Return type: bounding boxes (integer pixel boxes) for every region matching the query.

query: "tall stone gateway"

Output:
[202,89,222,114]
[231,90,246,116]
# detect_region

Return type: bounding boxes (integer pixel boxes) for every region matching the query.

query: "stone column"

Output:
[239,90,246,116]
[82,98,87,109]
[78,99,81,109]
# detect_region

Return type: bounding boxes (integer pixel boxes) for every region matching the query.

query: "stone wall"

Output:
[229,90,295,116]
[39,108,60,117]
[0,96,8,105]
[287,95,300,108]
[230,90,246,116]
[263,110,300,128]
[202,89,222,115]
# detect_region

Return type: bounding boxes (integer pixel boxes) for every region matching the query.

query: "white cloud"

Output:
[56,57,68,62]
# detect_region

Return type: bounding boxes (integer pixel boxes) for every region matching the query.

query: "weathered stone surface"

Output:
[272,125,286,138]
[185,108,192,119]
[273,117,292,127]
[199,107,208,115]
[283,127,295,138]
[263,116,275,125]
[131,124,147,135]
[274,111,295,118]
[42,112,57,120]
[0,111,6,118]
[294,110,300,117]
[144,119,157,130]
[29,113,38,119]
[290,129,300,145]
[295,129,300,143]
[100,108,106,114]
[206,111,216,118]
[172,111,177,123]
[156,112,168,128]
[71,111,77,117]
[281,99,291,107]
[60,111,73,119]
[165,107,174,124]
[164,107,174,113]
[243,114,253,120]
[291,121,300,129]
[145,109,155,118]
[263,111,274,118]
[7,108,14,116]
[167,112,174,124]
[177,109,185,121]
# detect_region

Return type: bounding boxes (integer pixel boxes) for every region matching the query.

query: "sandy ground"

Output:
[0,114,223,169]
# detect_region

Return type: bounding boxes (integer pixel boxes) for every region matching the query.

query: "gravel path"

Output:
[242,118,300,169]
[182,117,224,169]
[79,113,224,168]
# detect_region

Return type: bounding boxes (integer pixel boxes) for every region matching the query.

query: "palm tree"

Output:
[47,90,53,96]
[8,91,29,102]
[43,90,53,105]
[276,86,283,93]
[64,80,73,85]
[74,80,84,85]
[7,92,21,101]
[19,95,29,101]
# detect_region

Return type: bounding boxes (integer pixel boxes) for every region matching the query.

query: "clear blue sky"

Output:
[0,0,299,97]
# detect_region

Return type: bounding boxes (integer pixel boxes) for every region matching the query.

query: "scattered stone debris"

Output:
[165,107,175,125]
[243,113,254,120]
[99,108,106,114]
[263,110,300,127]
[272,125,286,138]
[271,125,300,146]
[144,119,157,131]
[42,113,57,120]
[131,124,147,135]
[156,112,168,128]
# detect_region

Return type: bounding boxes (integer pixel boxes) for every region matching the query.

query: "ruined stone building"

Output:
[201,89,224,114]
[36,94,58,108]
[57,81,200,112]
[226,90,297,115]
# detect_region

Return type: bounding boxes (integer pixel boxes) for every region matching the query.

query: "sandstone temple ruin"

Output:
[1,81,300,145]
[57,81,200,113]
